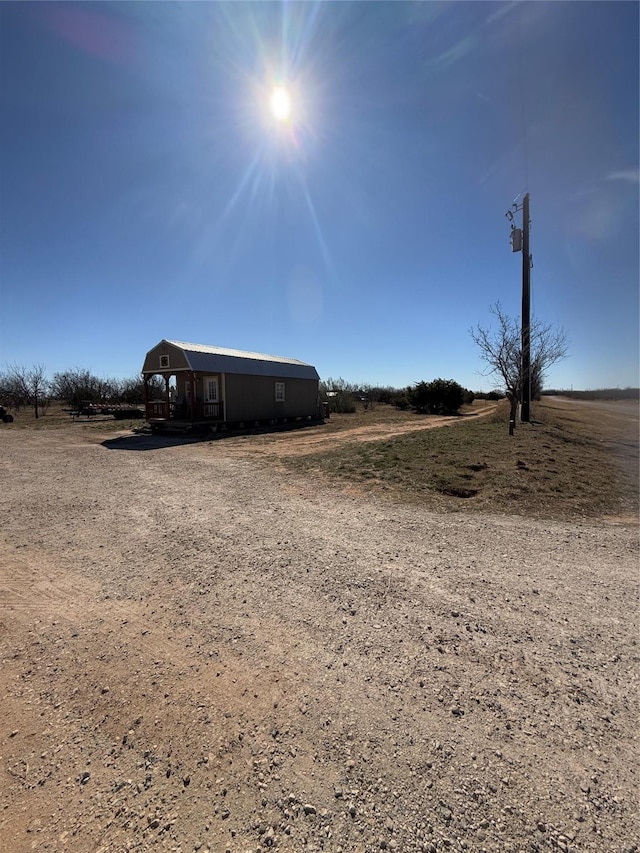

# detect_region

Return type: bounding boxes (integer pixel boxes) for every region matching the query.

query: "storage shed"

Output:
[142,340,321,430]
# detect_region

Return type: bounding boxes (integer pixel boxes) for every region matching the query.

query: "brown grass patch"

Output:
[284,398,639,521]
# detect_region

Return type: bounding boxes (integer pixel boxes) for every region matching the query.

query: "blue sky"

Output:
[1,1,638,391]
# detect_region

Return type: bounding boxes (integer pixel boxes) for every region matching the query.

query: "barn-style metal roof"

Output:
[143,340,319,380]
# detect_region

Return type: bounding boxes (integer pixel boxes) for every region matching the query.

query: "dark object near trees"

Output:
[392,393,411,410]
[71,402,144,419]
[409,379,465,415]
[474,390,504,401]
[113,408,144,420]
[0,405,13,423]
[75,402,100,417]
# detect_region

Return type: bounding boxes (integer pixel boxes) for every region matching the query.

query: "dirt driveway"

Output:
[193,405,498,459]
[0,425,638,853]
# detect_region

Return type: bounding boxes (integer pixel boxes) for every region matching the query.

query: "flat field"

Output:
[0,398,637,853]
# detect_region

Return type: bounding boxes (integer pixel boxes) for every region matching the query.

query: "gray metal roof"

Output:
[168,340,313,366]
[148,340,319,380]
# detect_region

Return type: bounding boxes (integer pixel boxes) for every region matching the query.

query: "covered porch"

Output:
[143,370,224,428]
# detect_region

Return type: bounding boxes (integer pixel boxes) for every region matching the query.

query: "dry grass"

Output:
[317,399,486,431]
[285,398,639,521]
[0,401,144,432]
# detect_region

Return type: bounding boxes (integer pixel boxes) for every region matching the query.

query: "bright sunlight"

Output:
[269,85,292,122]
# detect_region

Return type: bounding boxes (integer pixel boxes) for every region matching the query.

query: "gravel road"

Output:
[1,427,638,853]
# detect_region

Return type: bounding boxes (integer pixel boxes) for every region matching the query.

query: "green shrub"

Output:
[408,379,465,415]
[392,392,411,410]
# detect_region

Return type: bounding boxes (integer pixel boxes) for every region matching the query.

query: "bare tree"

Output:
[471,303,568,426]
[4,363,49,418]
[0,370,25,411]
[50,368,120,406]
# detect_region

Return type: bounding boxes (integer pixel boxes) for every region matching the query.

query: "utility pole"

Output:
[521,192,531,422]
[506,192,532,422]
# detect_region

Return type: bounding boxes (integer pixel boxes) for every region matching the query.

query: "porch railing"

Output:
[146,401,169,419]
[145,401,224,421]
[194,401,223,420]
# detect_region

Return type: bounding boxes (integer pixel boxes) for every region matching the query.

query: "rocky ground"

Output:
[0,424,638,853]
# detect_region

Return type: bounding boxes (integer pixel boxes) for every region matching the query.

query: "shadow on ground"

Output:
[102,420,326,452]
[102,433,212,451]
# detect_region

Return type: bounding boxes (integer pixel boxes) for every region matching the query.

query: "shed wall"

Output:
[225,374,319,422]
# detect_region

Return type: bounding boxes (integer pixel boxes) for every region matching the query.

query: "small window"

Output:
[159,355,170,369]
[275,381,285,402]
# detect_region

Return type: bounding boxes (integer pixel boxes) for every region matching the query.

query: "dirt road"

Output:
[553,397,638,417]
[186,405,498,459]
[1,427,638,853]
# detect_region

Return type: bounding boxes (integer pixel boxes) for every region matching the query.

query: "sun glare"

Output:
[269,85,292,122]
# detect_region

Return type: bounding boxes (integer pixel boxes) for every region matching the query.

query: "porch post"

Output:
[164,375,171,419]
[189,372,196,424]
[143,375,150,418]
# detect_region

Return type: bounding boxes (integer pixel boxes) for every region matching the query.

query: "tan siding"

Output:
[143,341,189,374]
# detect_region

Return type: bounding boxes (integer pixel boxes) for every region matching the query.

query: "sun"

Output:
[269,85,292,122]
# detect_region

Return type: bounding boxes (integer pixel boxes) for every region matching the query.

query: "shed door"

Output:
[203,376,220,418]
[204,377,219,403]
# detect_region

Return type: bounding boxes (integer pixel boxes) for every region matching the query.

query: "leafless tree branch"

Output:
[470,303,568,423]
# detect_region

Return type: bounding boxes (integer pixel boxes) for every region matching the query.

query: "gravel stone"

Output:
[0,426,637,852]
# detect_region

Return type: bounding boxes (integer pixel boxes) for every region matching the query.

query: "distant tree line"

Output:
[3,364,479,421]
[49,368,163,407]
[0,364,163,418]
[320,377,477,416]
